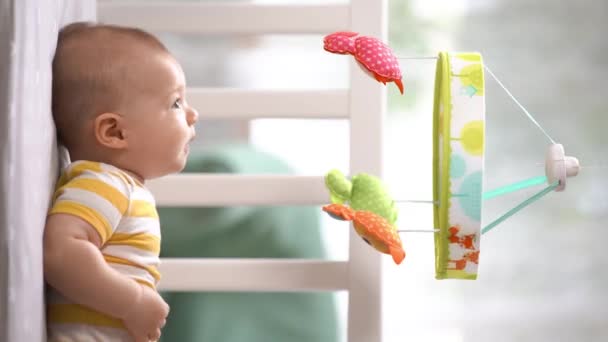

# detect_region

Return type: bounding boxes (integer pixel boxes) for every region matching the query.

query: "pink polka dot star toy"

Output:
[323,31,404,94]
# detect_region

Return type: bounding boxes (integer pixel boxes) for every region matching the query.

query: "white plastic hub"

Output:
[545,143,580,191]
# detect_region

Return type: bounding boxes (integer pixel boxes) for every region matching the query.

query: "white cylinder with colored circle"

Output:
[433,52,486,280]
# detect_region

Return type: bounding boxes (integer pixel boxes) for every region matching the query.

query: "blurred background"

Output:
[117,0,608,341]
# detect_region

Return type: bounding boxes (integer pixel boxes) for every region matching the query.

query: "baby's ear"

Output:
[94,112,127,149]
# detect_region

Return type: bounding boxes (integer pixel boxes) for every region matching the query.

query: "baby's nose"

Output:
[187,106,199,125]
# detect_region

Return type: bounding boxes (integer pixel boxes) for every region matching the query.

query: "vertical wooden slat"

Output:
[347,1,387,342]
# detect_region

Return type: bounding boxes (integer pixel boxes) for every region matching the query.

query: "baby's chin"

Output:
[172,152,190,174]
[145,159,188,180]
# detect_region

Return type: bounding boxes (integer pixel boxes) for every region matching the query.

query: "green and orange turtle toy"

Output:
[323,169,405,265]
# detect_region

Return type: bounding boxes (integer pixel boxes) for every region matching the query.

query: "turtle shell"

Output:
[352,210,402,249]
[353,36,402,80]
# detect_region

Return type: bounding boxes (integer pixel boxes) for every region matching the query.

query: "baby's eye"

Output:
[172,98,183,109]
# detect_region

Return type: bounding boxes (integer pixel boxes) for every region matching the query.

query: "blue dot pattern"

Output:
[458,171,483,222]
[450,154,467,179]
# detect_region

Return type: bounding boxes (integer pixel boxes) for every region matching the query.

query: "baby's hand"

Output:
[122,284,169,342]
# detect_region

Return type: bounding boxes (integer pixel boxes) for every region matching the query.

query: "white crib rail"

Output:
[98,1,387,341]
[97,1,349,34]
[187,89,349,119]
[147,175,327,206]
[347,2,386,341]
[158,259,348,292]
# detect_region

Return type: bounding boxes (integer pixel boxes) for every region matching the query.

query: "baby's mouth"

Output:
[184,133,196,153]
[184,136,195,153]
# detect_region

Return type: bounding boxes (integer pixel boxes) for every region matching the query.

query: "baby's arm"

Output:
[43,213,142,319]
[44,213,169,342]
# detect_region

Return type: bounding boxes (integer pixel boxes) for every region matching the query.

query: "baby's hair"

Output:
[52,22,170,149]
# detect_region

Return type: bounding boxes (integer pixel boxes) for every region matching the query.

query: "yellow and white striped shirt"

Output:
[47,160,161,332]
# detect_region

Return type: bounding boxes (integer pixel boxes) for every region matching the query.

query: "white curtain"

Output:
[0,1,94,341]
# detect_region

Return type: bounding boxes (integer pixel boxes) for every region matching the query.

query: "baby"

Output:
[43,22,198,342]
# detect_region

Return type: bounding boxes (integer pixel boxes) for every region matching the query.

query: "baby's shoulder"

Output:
[58,160,136,195]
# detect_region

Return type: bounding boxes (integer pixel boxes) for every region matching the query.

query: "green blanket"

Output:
[158,144,339,342]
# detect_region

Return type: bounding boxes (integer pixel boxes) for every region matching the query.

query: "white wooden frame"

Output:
[98,1,387,341]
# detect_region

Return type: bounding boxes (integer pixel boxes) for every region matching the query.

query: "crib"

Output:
[1,0,388,341]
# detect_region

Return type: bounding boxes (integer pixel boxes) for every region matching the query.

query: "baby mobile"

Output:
[321,31,580,280]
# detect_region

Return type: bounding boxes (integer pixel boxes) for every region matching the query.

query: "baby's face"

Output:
[122,53,198,180]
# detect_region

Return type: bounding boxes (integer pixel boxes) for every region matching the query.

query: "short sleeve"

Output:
[49,169,131,244]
